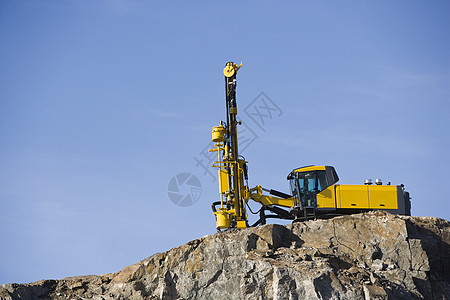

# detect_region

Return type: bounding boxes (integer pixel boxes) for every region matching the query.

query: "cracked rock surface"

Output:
[1,211,449,299]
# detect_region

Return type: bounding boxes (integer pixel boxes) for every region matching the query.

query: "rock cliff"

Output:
[1,211,449,299]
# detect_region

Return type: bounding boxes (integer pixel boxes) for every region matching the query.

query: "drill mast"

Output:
[210,62,248,229]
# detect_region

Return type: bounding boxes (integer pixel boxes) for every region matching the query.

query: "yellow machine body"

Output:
[288,165,409,217]
[210,62,411,230]
[335,185,398,210]
[315,183,399,210]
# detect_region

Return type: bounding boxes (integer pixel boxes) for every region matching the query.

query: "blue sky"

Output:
[1,1,449,284]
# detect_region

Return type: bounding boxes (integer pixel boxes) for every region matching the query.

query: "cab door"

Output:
[295,170,335,208]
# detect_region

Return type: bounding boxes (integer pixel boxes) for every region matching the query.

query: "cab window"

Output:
[297,170,328,193]
[317,171,328,191]
[293,170,329,207]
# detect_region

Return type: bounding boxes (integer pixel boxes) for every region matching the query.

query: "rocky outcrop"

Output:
[1,211,449,299]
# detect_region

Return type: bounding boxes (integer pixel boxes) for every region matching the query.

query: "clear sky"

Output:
[1,1,449,284]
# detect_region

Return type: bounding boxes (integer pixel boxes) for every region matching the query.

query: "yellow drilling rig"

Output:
[210,62,411,230]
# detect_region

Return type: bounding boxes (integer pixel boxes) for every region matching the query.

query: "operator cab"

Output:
[287,166,339,208]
